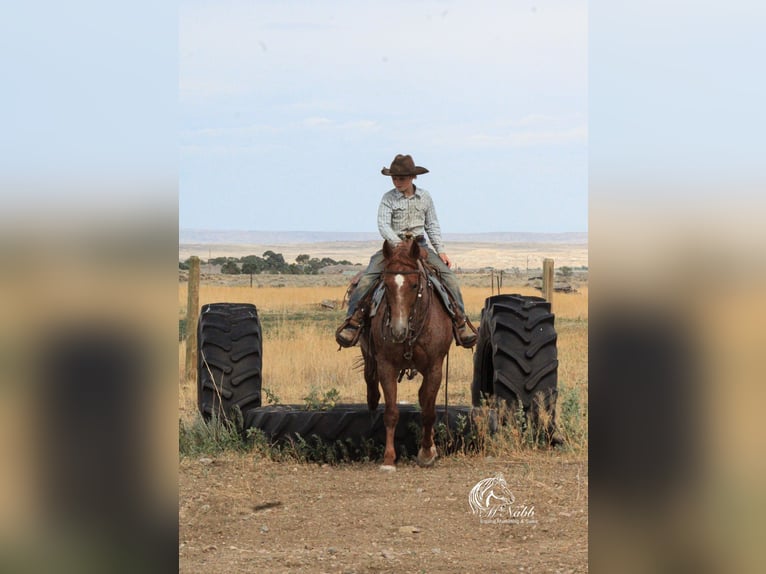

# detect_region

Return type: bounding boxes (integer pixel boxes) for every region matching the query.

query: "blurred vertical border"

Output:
[590,1,766,572]
[0,1,178,572]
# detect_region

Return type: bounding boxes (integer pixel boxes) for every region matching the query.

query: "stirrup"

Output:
[453,317,478,348]
[335,318,362,348]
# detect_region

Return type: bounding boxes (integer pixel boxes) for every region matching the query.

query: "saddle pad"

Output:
[368,272,455,318]
[368,281,386,318]
[428,272,456,318]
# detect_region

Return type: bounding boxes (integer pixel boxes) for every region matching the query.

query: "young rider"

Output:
[335,153,477,348]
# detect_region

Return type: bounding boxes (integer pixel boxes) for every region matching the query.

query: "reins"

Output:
[380,259,431,361]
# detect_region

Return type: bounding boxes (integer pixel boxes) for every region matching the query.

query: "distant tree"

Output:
[221,261,241,274]
[559,266,573,279]
[241,254,267,274]
[262,250,286,272]
[179,260,189,270]
[306,257,323,273]
[319,257,336,267]
[295,254,311,264]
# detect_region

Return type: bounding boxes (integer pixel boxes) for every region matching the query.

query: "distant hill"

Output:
[179,229,587,245]
[179,229,589,269]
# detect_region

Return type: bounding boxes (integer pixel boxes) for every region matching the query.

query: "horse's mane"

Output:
[385,239,426,270]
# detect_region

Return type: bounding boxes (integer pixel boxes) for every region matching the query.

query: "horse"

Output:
[360,238,454,471]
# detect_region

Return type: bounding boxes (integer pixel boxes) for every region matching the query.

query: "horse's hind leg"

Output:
[364,356,380,411]
[366,382,380,412]
[416,362,443,467]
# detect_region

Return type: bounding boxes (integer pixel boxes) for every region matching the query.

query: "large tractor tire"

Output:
[197,303,262,421]
[471,294,561,443]
[244,404,475,461]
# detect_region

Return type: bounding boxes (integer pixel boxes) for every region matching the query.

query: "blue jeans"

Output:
[346,245,466,318]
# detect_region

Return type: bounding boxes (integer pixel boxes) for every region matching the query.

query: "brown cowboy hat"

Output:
[381,154,429,176]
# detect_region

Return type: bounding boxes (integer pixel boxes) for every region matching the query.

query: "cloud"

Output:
[179,79,250,101]
[180,142,286,156]
[180,124,282,138]
[302,117,380,132]
[303,117,333,127]
[468,126,588,148]
[180,117,381,146]
[513,114,559,127]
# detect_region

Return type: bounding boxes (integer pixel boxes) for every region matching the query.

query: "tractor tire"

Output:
[245,404,475,461]
[471,294,560,442]
[197,303,262,421]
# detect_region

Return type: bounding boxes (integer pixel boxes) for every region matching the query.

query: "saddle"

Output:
[368,269,455,319]
[344,262,457,322]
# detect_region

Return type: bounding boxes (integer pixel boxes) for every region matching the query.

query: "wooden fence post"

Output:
[542,258,554,306]
[185,256,200,381]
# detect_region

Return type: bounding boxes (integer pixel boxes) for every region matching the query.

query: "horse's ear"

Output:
[383,240,393,259]
[409,239,422,260]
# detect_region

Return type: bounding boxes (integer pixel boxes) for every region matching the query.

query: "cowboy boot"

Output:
[453,312,478,348]
[335,307,366,348]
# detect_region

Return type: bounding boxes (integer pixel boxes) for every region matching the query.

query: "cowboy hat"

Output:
[381,154,429,176]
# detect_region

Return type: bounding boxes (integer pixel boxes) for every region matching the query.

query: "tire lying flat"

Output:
[197,303,263,421]
[471,294,560,441]
[245,404,475,460]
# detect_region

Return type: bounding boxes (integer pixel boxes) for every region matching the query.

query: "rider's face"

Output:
[392,175,414,193]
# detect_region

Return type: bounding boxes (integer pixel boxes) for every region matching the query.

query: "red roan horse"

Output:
[360,238,454,471]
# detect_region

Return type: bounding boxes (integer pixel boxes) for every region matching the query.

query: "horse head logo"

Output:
[468,473,515,519]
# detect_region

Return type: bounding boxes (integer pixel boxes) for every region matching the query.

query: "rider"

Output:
[335,153,477,349]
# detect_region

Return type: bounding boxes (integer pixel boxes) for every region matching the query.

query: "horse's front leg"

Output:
[416,360,444,467]
[377,362,399,471]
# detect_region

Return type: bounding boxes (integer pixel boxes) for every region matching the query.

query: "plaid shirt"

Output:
[376,185,445,254]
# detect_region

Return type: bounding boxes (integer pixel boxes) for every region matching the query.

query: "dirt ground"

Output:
[179,452,587,573]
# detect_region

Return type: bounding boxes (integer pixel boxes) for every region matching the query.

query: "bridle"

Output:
[379,259,432,361]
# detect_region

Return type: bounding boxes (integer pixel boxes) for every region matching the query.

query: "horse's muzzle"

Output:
[390,322,408,344]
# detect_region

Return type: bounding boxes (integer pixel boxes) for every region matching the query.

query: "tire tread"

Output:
[198,302,263,420]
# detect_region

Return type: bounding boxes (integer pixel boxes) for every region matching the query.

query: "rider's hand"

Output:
[439,253,451,268]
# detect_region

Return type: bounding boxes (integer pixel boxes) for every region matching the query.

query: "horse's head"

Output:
[381,239,426,343]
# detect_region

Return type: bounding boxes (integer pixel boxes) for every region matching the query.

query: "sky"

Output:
[179,0,588,234]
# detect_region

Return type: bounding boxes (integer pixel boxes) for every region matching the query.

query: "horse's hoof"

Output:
[417,446,437,468]
[379,464,397,472]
